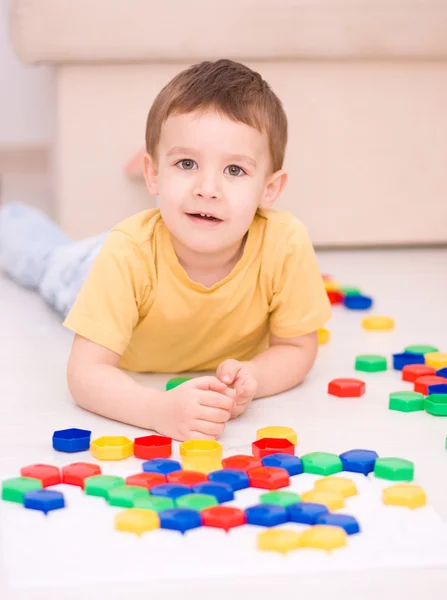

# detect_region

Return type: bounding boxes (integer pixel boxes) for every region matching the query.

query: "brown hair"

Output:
[145,59,288,172]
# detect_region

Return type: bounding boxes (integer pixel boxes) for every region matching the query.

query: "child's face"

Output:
[145,110,287,255]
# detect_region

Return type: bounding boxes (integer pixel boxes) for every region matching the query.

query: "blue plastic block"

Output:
[192,482,234,503]
[208,469,250,491]
[343,294,373,310]
[261,453,303,476]
[315,513,360,535]
[392,352,425,371]
[245,504,288,527]
[427,383,447,395]
[23,490,65,514]
[142,459,182,475]
[436,368,447,379]
[159,508,202,533]
[52,428,91,453]
[150,484,190,500]
[339,449,379,475]
[287,502,329,525]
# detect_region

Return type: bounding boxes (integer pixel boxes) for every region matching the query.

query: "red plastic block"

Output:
[167,470,208,486]
[133,435,172,460]
[248,466,290,490]
[327,291,344,305]
[252,438,295,459]
[402,364,436,383]
[414,375,447,395]
[202,506,247,531]
[328,378,366,397]
[62,463,102,488]
[221,455,262,472]
[125,472,167,490]
[20,464,61,487]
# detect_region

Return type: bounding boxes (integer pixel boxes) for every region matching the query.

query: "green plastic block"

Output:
[374,457,414,481]
[166,377,192,391]
[338,287,362,296]
[355,354,387,372]
[405,345,439,355]
[84,475,125,498]
[175,493,218,511]
[133,496,175,512]
[424,394,447,417]
[301,452,343,476]
[107,485,149,507]
[259,491,301,507]
[1,477,42,504]
[389,391,425,412]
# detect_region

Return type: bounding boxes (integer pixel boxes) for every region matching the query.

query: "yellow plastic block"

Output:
[424,353,447,370]
[300,525,347,551]
[323,280,340,292]
[90,436,134,460]
[257,529,302,555]
[115,508,159,535]
[179,439,223,461]
[362,316,395,331]
[314,477,358,498]
[182,457,223,475]
[301,490,345,511]
[318,328,330,345]
[256,426,298,446]
[382,484,427,509]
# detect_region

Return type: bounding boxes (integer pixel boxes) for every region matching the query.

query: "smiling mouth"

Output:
[186,212,223,222]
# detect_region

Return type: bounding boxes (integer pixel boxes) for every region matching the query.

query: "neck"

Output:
[172,235,247,275]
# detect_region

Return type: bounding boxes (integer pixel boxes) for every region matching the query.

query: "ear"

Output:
[143,153,159,196]
[259,169,288,209]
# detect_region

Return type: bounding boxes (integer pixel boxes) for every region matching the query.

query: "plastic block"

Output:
[328,378,365,397]
[191,482,234,503]
[392,352,425,371]
[166,377,191,390]
[256,426,298,445]
[150,484,191,501]
[402,364,435,382]
[201,506,246,530]
[107,485,149,507]
[362,316,394,331]
[176,493,218,511]
[436,368,447,379]
[382,484,427,509]
[2,477,42,503]
[23,490,65,514]
[327,291,344,304]
[115,508,159,535]
[338,286,362,296]
[181,457,223,474]
[425,393,447,416]
[344,294,373,310]
[287,502,329,525]
[355,354,387,372]
[301,490,345,511]
[374,458,414,481]
[133,435,172,460]
[257,529,301,554]
[133,496,174,512]
[248,467,290,490]
[179,439,223,461]
[90,436,133,460]
[62,463,102,488]
[314,477,358,498]
[414,376,447,395]
[389,391,425,412]
[208,469,250,491]
[221,455,262,472]
[318,328,330,345]
[301,452,343,476]
[52,428,91,453]
[245,504,288,527]
[315,513,360,535]
[324,280,340,291]
[125,472,166,490]
[426,384,447,396]
[84,475,125,498]
[159,508,202,533]
[261,453,303,476]
[405,344,439,355]
[339,449,378,475]
[142,459,182,475]
[167,470,208,486]
[425,353,447,370]
[252,437,295,458]
[259,491,301,507]
[20,464,61,487]
[300,525,347,551]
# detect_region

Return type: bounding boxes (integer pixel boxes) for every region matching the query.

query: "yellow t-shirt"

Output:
[63,208,331,373]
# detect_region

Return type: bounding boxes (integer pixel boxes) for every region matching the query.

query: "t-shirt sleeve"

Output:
[63,230,150,355]
[269,223,331,338]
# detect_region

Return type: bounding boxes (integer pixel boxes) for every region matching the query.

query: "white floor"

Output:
[1,247,447,600]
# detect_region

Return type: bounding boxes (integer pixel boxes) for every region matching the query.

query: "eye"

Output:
[225,165,245,177]
[176,159,197,170]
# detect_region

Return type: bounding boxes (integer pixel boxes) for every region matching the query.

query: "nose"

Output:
[193,170,221,200]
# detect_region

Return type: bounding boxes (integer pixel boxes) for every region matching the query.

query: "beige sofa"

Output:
[9,0,447,245]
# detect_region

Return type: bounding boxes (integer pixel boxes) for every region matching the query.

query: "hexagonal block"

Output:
[90,436,133,461]
[125,472,166,490]
[159,508,202,533]
[414,375,447,395]
[142,459,182,475]
[221,455,262,472]
[382,484,427,509]
[191,482,234,503]
[179,439,222,461]
[20,464,61,487]
[362,316,394,331]
[392,352,424,371]
[252,437,295,459]
[166,377,191,391]
[23,490,65,514]
[133,496,175,512]
[2,477,42,504]
[176,493,218,511]
[107,485,149,507]
[115,508,159,535]
[245,504,288,527]
[343,294,373,310]
[287,502,329,525]
[259,490,301,507]
[324,279,340,291]
[300,525,347,551]
[318,328,330,345]
[150,484,191,501]
[339,449,378,475]
[257,529,301,555]
[425,353,447,370]
[314,477,358,498]
[355,354,387,372]
[424,393,447,416]
[166,470,208,486]
[338,286,362,296]
[133,435,172,460]
[208,469,250,491]
[248,467,290,490]
[260,453,303,476]
[328,378,366,398]
[327,291,344,304]
[405,344,439,355]
[201,506,246,530]
[301,452,343,476]
[437,368,447,378]
[84,475,125,498]
[315,514,360,535]
[389,391,425,412]
[402,364,435,383]
[181,457,223,474]
[374,457,414,482]
[62,463,102,488]
[256,426,297,445]
[301,490,345,511]
[52,428,91,453]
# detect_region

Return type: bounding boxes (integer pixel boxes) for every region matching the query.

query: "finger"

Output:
[186,431,218,441]
[191,420,225,438]
[217,359,242,385]
[189,376,228,393]
[199,390,235,411]
[197,405,232,424]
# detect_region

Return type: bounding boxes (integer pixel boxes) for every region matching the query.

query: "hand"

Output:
[155,376,235,441]
[216,359,258,419]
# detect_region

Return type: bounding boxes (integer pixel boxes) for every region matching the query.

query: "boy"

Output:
[64,59,331,441]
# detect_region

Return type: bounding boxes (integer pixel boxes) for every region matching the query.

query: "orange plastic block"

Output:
[20,464,61,488]
[133,435,172,460]
[248,467,290,490]
[402,364,436,383]
[327,291,344,305]
[252,437,295,459]
[328,378,366,397]
[221,455,262,472]
[125,472,166,490]
[167,471,208,486]
[414,375,447,395]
